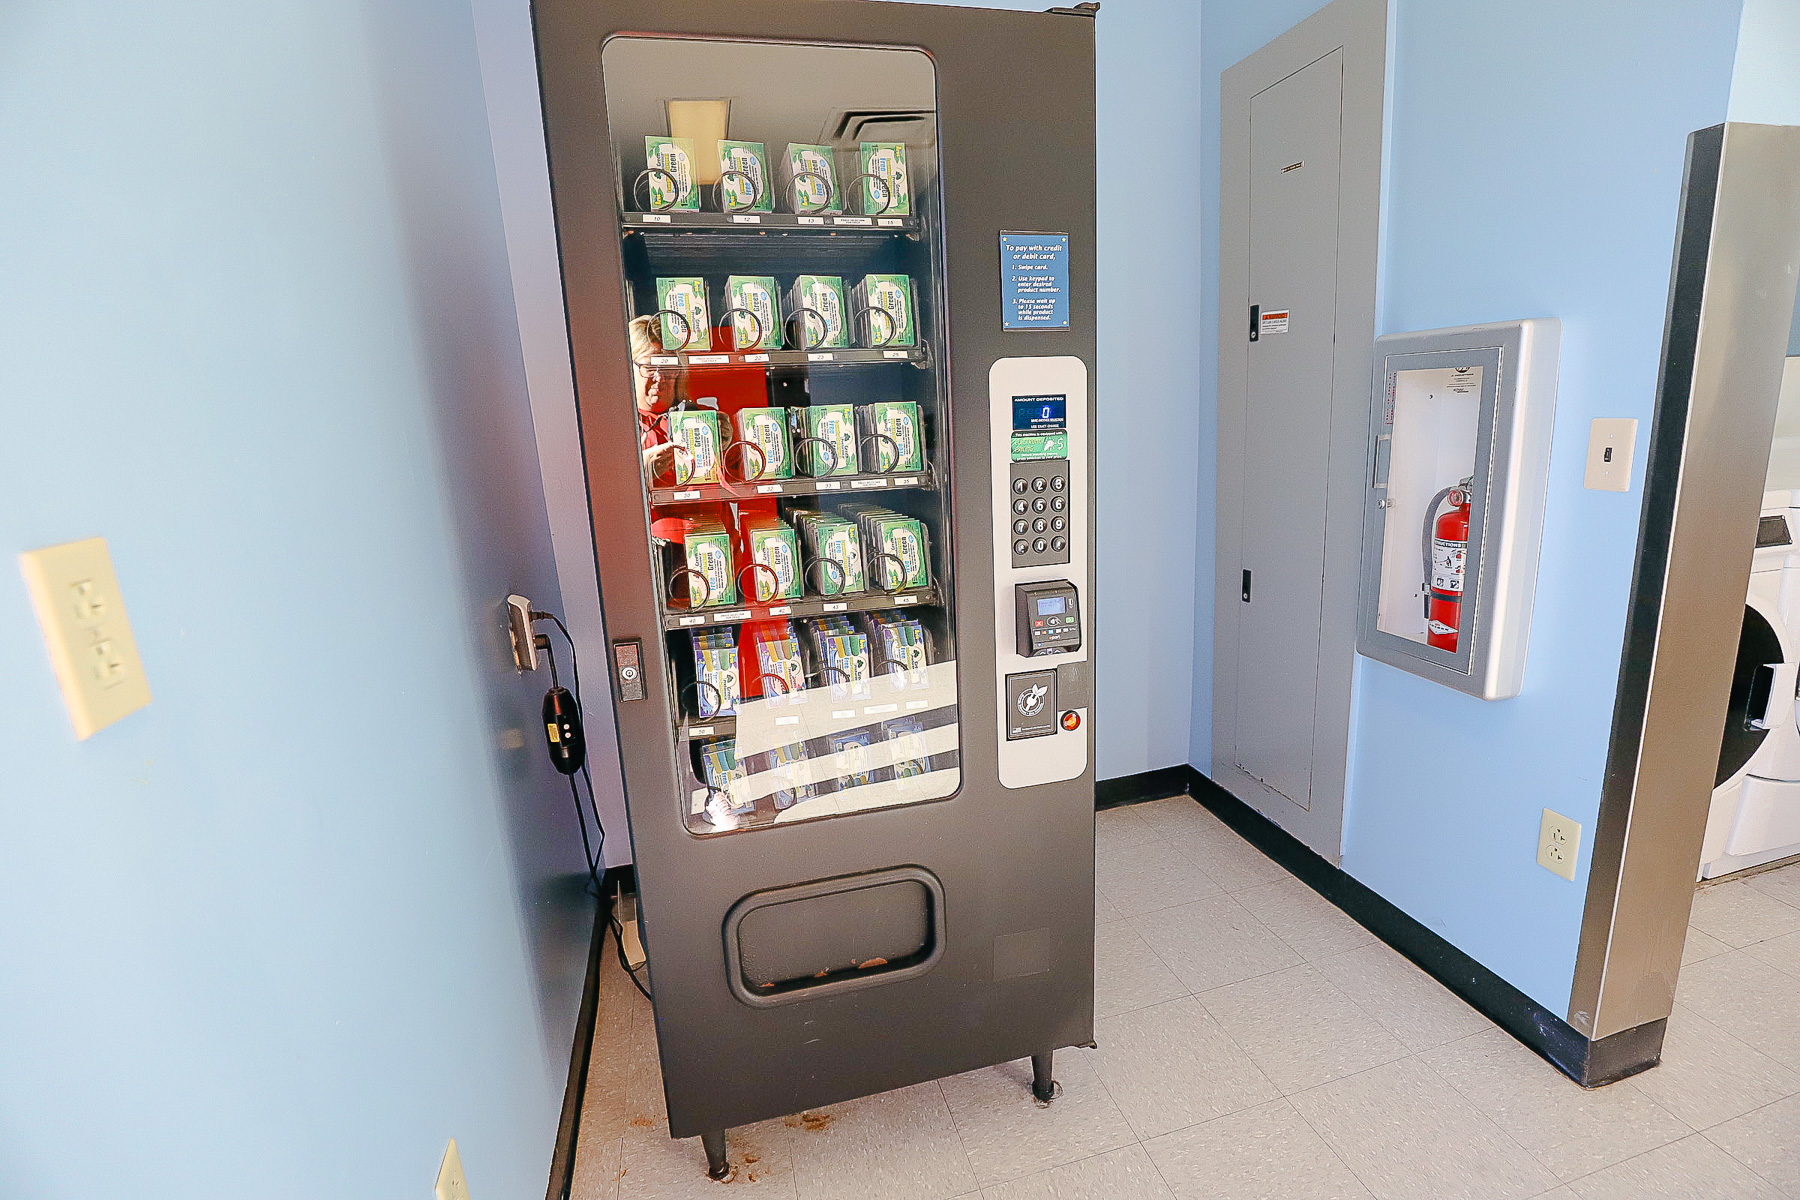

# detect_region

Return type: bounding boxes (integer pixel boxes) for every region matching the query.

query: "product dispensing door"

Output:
[531,0,1097,1178]
[1355,320,1561,699]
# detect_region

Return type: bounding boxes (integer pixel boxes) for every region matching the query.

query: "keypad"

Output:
[1008,459,1072,567]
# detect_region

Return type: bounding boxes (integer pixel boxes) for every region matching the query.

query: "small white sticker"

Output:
[715,610,751,622]
[896,594,919,606]
[832,709,856,719]
[798,216,826,226]
[892,476,919,486]
[834,216,873,226]
[755,483,782,494]
[729,214,761,224]
[808,352,835,362]
[823,602,848,612]
[689,354,728,364]
[1259,309,1290,335]
[883,350,911,360]
[679,616,705,626]
[851,478,887,489]
[906,700,930,710]
[768,605,791,615]
[743,353,770,363]
[642,213,672,224]
[673,489,701,500]
[776,715,800,726]
[816,481,842,491]
[878,218,904,227]
[650,355,679,366]
[689,724,714,736]
[865,703,898,715]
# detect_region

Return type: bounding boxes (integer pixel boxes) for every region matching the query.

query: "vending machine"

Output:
[530,0,1097,1176]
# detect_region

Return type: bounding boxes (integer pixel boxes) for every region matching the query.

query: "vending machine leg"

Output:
[1031,1051,1057,1104]
[701,1129,730,1180]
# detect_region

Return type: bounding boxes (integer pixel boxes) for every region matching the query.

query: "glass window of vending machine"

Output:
[600,36,960,835]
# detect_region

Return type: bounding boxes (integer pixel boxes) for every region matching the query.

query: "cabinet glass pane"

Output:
[600,36,960,834]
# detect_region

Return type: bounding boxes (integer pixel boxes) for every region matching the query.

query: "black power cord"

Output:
[534,610,652,1002]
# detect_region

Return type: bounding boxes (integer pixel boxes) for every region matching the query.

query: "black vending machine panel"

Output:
[531,0,1097,1176]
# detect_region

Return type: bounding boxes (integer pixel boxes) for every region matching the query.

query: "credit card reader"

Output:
[1016,580,1082,656]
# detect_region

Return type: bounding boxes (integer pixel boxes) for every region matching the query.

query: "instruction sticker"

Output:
[1000,232,1070,331]
[1259,309,1290,335]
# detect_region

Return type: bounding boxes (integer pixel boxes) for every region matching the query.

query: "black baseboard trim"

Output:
[1094,765,1664,1088]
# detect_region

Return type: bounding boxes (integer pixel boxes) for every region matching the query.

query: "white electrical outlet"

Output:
[1538,808,1581,881]
[20,537,153,739]
[436,1139,472,1200]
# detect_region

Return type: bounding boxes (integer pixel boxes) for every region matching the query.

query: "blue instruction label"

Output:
[1000,232,1070,331]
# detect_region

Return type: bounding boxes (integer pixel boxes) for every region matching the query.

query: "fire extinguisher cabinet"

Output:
[1354,319,1561,700]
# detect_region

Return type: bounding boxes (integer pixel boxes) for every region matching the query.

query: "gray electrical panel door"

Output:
[1234,50,1345,809]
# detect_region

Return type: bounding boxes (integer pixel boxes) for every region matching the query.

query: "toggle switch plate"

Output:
[20,537,152,739]
[1584,418,1637,492]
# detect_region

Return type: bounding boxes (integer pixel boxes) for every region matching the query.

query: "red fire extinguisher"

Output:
[1425,480,1472,652]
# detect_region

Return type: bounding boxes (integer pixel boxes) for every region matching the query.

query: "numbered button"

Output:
[1013,498,1030,515]
[1050,475,1066,492]
[1013,518,1028,535]
[1050,536,1067,553]
[1032,517,1048,534]
[1033,538,1048,553]
[1032,497,1048,514]
[1013,539,1030,556]
[1050,496,1066,513]
[1032,476,1049,493]
[1050,515,1066,532]
[1012,478,1028,495]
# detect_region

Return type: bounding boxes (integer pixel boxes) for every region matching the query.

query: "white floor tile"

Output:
[570,1133,622,1200]
[1679,927,1731,967]
[1743,929,1800,978]
[1095,805,1161,855]
[1095,886,1124,924]
[940,1053,1136,1187]
[1130,894,1301,993]
[1128,796,1221,840]
[1087,996,1279,1139]
[1687,880,1800,949]
[1289,1056,1560,1200]
[1564,1133,1784,1200]
[1235,878,1376,962]
[1095,838,1223,917]
[1631,1004,1800,1131]
[1703,1093,1800,1194]
[1744,861,1800,911]
[1198,964,1408,1095]
[1094,919,1189,1019]
[784,1082,979,1200]
[1676,950,1800,1070]
[618,1119,796,1199]
[979,1144,1175,1200]
[1158,815,1291,893]
[1313,941,1491,1052]
[1143,1098,1372,1199]
[1419,1028,1690,1181]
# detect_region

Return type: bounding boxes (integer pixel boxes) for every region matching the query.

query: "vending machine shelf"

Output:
[680,715,737,742]
[624,211,921,234]
[648,467,936,507]
[636,346,928,372]
[662,586,939,631]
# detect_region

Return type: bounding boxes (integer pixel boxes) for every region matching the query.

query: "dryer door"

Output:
[1716,598,1785,788]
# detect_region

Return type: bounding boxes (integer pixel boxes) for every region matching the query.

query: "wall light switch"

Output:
[1584,418,1638,491]
[20,537,152,740]
[436,1139,473,1200]
[1538,808,1581,881]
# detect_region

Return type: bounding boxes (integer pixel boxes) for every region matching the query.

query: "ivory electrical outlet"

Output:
[436,1139,472,1200]
[20,537,152,739]
[1538,808,1581,881]
[1584,418,1637,491]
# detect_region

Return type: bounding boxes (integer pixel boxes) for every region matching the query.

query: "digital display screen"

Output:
[1013,395,1067,432]
[1037,596,1066,615]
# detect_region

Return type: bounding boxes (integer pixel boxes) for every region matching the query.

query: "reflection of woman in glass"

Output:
[630,314,683,479]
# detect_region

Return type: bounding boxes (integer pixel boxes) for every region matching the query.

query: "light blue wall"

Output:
[0,2,590,1197]
[1191,0,1743,1017]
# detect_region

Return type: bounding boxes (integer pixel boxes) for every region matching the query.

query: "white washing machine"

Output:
[1701,489,1800,879]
